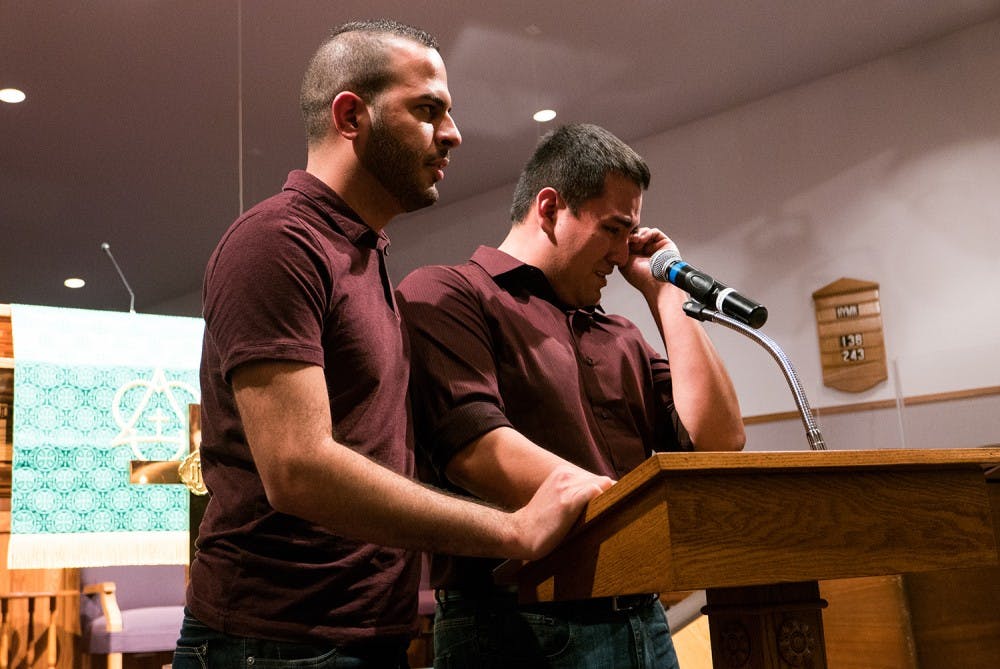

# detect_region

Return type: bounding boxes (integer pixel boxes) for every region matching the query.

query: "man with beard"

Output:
[173,21,612,669]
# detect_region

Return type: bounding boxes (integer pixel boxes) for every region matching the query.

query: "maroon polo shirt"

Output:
[189,170,418,646]
[397,245,689,589]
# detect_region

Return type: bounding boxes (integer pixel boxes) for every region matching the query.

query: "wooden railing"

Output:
[0,591,76,669]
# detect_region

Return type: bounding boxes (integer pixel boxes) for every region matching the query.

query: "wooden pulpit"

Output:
[506,448,1000,668]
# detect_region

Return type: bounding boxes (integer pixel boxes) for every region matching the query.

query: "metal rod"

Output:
[682,300,826,450]
[101,242,136,313]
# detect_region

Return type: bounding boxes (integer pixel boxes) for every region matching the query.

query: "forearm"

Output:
[647,284,746,451]
[270,437,610,560]
[621,230,744,450]
[236,361,610,560]
[273,437,527,557]
[444,426,594,508]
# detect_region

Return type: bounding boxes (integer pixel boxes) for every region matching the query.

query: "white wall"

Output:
[159,20,1000,450]
[386,20,1000,450]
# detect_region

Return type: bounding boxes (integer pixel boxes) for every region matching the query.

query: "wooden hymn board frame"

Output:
[812,278,888,392]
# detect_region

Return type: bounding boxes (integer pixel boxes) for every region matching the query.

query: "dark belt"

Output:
[435,588,658,613]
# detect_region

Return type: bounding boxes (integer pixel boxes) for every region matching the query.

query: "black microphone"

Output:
[649,248,767,328]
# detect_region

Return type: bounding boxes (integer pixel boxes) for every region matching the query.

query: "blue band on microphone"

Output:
[668,261,688,284]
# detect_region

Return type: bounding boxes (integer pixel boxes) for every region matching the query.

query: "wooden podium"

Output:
[507,448,1000,668]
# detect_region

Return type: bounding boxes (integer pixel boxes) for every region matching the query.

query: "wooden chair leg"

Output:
[26,597,36,668]
[0,599,9,669]
[46,596,58,669]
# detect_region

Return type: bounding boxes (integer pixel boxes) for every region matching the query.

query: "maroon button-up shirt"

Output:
[397,245,689,588]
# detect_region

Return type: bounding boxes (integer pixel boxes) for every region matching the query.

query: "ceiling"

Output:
[4,1,1000,315]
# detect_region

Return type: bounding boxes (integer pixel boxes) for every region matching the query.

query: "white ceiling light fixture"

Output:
[64,277,86,289]
[521,25,555,126]
[0,88,26,104]
[533,109,557,123]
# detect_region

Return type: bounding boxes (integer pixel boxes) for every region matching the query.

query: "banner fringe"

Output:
[7,531,188,569]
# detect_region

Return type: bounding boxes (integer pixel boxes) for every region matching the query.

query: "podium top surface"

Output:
[586,447,1000,523]
[512,447,1000,598]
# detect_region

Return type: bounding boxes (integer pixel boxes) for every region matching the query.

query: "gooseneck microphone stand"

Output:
[682,300,827,451]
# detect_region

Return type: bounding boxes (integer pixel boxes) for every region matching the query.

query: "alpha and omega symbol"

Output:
[110,367,198,460]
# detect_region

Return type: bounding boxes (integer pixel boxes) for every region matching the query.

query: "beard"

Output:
[360,115,440,213]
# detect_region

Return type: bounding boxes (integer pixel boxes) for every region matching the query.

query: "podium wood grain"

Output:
[509,448,1000,668]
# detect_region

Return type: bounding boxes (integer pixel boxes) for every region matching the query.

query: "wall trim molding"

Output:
[744,386,1000,425]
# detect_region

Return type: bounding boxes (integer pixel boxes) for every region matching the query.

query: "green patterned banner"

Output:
[8,304,203,568]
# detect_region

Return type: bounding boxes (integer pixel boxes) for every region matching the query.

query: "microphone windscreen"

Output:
[649,248,682,282]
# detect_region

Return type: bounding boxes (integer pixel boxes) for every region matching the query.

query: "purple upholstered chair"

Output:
[79,564,186,669]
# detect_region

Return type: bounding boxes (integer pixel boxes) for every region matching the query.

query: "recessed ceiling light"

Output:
[0,88,26,104]
[533,109,557,123]
[64,277,86,289]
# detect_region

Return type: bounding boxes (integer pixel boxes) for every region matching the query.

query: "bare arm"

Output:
[620,229,746,451]
[445,426,603,509]
[233,360,612,560]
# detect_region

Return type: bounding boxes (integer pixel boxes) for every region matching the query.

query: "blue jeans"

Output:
[172,611,410,668]
[432,592,680,669]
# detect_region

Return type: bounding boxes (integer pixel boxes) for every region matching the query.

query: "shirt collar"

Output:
[469,246,604,314]
[282,169,390,252]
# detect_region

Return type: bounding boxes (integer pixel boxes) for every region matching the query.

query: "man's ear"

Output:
[535,187,562,234]
[331,91,367,139]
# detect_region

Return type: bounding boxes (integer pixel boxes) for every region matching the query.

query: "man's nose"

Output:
[608,236,630,266]
[439,112,461,148]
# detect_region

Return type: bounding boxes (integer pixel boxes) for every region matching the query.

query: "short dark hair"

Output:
[300,19,439,144]
[509,124,650,223]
